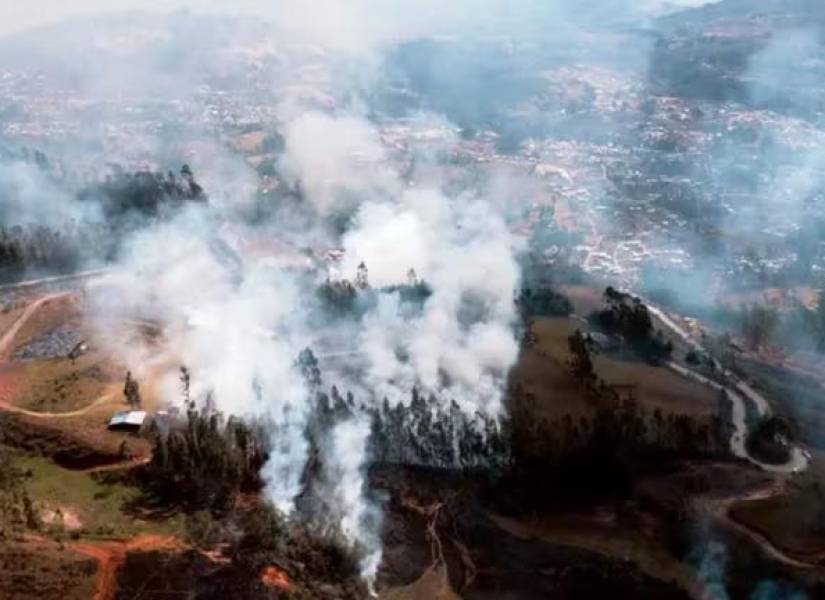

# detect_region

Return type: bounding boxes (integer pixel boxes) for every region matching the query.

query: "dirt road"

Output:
[0,292,71,361]
[698,480,819,571]
[640,298,810,474]
[0,291,118,419]
[0,269,107,294]
[0,392,112,419]
[70,535,183,600]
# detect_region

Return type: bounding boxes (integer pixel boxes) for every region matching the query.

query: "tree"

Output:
[739,303,779,350]
[814,290,825,351]
[568,330,596,389]
[355,262,369,289]
[595,287,672,363]
[297,348,322,388]
[123,371,142,408]
[180,366,191,407]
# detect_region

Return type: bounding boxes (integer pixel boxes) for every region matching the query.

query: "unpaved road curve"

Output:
[640,299,810,474]
[0,393,112,419]
[0,291,117,419]
[0,292,71,360]
[699,481,819,571]
[666,362,808,474]
[0,269,107,294]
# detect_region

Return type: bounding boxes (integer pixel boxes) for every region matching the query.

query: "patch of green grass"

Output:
[13,450,184,539]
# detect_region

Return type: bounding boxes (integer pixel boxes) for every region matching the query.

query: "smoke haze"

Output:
[7,0,825,593]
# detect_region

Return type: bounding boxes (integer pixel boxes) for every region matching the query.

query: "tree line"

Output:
[591,286,673,363]
[0,147,207,283]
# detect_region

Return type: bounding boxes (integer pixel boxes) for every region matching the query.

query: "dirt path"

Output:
[70,535,183,600]
[639,298,810,474]
[0,291,117,419]
[0,269,107,294]
[0,292,71,361]
[698,480,818,570]
[81,456,151,474]
[0,392,112,419]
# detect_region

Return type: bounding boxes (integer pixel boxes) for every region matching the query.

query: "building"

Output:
[107,410,147,432]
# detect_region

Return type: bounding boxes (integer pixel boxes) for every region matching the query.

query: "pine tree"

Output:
[123,371,142,407]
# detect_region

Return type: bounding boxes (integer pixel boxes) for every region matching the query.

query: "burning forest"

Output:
[1,1,825,599]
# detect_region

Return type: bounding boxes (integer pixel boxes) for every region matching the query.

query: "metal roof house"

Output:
[108,410,147,432]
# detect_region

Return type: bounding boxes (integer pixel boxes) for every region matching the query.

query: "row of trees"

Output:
[516,286,573,318]
[736,291,825,353]
[567,326,728,455]
[505,330,731,498]
[0,446,40,536]
[0,223,114,282]
[368,389,507,470]
[510,382,731,468]
[295,347,508,472]
[0,150,207,282]
[142,403,267,514]
[316,264,433,321]
[80,164,205,223]
[592,286,673,363]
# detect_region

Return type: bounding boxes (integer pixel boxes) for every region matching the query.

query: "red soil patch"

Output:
[0,362,21,402]
[71,535,183,600]
[261,565,292,591]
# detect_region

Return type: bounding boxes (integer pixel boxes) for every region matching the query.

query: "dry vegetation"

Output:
[0,537,96,600]
[511,314,718,420]
[730,453,825,561]
[8,295,82,354]
[11,354,112,413]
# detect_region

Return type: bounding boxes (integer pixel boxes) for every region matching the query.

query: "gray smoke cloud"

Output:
[75,19,524,583]
[1,0,740,589]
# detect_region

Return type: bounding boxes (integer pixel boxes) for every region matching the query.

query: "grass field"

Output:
[13,449,183,540]
[511,315,718,421]
[730,454,825,560]
[13,354,113,413]
[510,316,593,420]
[489,511,699,597]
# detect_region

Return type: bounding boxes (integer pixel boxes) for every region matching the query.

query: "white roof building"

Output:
[108,410,147,430]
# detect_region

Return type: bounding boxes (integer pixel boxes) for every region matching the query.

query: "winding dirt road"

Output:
[0,290,116,419]
[0,393,112,419]
[0,292,71,361]
[642,300,810,474]
[699,480,819,571]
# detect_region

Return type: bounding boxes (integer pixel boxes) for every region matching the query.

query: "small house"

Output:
[108,410,147,432]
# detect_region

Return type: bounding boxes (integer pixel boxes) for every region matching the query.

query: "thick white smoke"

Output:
[88,106,521,585]
[320,418,383,588]
[339,188,521,415]
[28,1,529,588]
